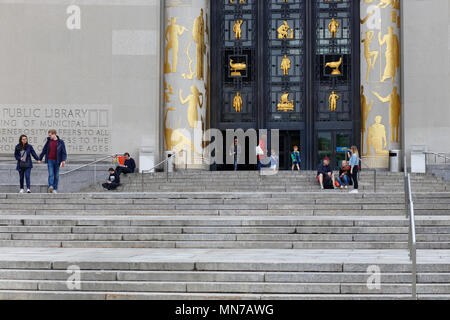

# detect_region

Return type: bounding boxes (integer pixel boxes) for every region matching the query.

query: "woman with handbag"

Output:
[14,135,40,193]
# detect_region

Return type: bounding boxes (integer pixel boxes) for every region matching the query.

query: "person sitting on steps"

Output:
[317,157,336,190]
[115,153,136,176]
[102,168,120,191]
[337,160,351,189]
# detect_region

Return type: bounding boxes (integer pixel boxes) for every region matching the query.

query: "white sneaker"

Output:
[19,189,24,194]
[27,189,31,194]
[53,190,58,194]
[350,190,359,194]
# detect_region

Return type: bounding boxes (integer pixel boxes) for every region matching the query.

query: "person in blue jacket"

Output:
[14,135,40,193]
[116,153,136,176]
[39,129,67,194]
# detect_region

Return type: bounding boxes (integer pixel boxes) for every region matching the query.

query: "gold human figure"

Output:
[165,17,187,74]
[328,18,340,38]
[179,86,204,129]
[373,86,401,143]
[325,57,342,75]
[379,27,400,83]
[233,20,244,40]
[362,31,379,82]
[280,55,291,76]
[277,93,294,112]
[328,91,340,112]
[277,21,294,39]
[164,108,197,154]
[361,86,374,155]
[367,116,389,155]
[233,92,243,113]
[193,9,206,80]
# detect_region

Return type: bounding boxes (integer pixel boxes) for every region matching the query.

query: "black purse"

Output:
[19,160,31,170]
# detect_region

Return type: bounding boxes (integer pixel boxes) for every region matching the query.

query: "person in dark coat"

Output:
[317,157,336,190]
[39,129,67,194]
[116,153,136,176]
[14,135,40,193]
[102,168,120,191]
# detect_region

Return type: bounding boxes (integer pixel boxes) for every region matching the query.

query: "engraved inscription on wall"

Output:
[0,105,112,154]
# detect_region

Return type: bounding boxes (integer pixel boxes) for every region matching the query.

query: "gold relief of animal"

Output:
[164,17,187,74]
[233,92,243,113]
[367,116,389,156]
[277,21,294,40]
[164,108,198,155]
[230,59,247,77]
[277,93,294,112]
[328,91,340,112]
[280,55,291,76]
[325,57,342,75]
[379,27,400,83]
[179,86,204,129]
[372,86,401,143]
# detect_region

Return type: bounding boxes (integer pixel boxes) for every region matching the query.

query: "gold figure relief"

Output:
[328,91,340,112]
[372,86,401,143]
[164,108,197,155]
[165,17,188,74]
[360,86,374,155]
[377,0,400,9]
[233,92,243,113]
[328,18,339,39]
[367,116,389,155]
[379,27,400,83]
[164,81,174,103]
[277,21,294,40]
[179,86,203,129]
[280,55,291,76]
[325,57,342,75]
[193,9,206,80]
[277,93,294,112]
[233,20,244,40]
[362,31,379,82]
[230,59,247,77]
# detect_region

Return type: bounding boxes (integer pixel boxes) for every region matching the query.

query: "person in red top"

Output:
[39,129,67,194]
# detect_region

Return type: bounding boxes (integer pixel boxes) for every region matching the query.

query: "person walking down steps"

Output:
[39,129,67,194]
[14,135,40,194]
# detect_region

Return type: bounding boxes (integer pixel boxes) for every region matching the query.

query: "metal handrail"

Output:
[424,151,450,164]
[60,155,114,176]
[404,155,417,300]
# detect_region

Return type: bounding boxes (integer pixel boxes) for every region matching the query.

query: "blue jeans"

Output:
[47,160,60,190]
[337,175,350,187]
[19,168,32,189]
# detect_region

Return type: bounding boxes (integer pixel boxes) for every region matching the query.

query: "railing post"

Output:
[373,170,377,193]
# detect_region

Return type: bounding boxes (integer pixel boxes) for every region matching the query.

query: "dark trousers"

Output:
[351,167,359,190]
[19,168,32,189]
[102,182,119,191]
[116,167,132,176]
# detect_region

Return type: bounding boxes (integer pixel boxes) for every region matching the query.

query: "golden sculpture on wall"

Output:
[277,93,294,112]
[379,27,400,83]
[230,0,245,3]
[280,55,291,76]
[164,81,174,103]
[193,9,206,80]
[230,59,247,77]
[361,86,374,155]
[362,31,379,82]
[328,91,340,112]
[165,17,187,74]
[377,0,400,9]
[233,92,243,113]
[233,20,244,40]
[373,86,401,143]
[325,57,342,75]
[181,42,195,80]
[277,21,294,39]
[360,11,374,25]
[179,86,204,129]
[328,18,339,38]
[367,116,389,155]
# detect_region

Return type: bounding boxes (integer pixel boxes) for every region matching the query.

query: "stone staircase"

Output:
[0,170,449,299]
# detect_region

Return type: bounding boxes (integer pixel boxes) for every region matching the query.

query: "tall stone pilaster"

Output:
[163,0,210,169]
[360,0,402,168]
